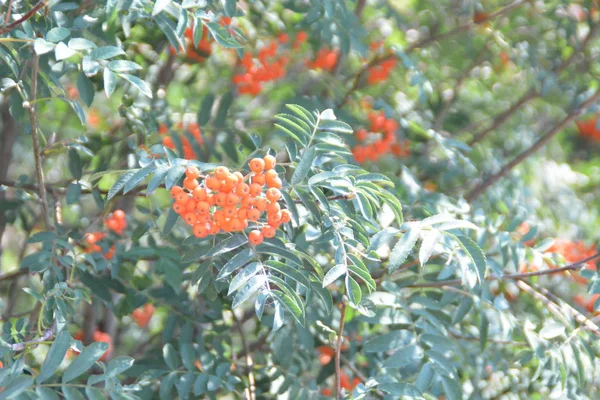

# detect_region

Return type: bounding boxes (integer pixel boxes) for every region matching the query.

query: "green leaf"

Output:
[85,387,105,400]
[419,229,441,266]
[124,163,156,194]
[55,42,76,60]
[63,342,109,382]
[34,38,56,55]
[441,374,463,400]
[62,386,85,400]
[68,38,96,50]
[215,91,233,127]
[346,275,362,306]
[163,343,179,370]
[36,387,60,400]
[319,119,353,134]
[232,275,266,308]
[104,356,134,377]
[0,376,33,400]
[46,27,70,43]
[364,331,414,353]
[162,207,179,236]
[197,93,214,125]
[119,74,153,98]
[104,68,117,98]
[383,344,422,368]
[453,234,487,284]
[291,146,316,185]
[153,0,171,16]
[108,60,142,73]
[89,46,125,60]
[388,228,420,272]
[205,22,243,48]
[271,290,305,326]
[107,170,136,200]
[480,313,488,351]
[228,262,261,295]
[206,235,247,257]
[322,264,346,287]
[37,330,72,383]
[217,249,252,281]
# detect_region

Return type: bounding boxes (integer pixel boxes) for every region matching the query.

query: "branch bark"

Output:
[465,88,600,202]
[334,301,347,399]
[10,328,54,351]
[0,0,49,35]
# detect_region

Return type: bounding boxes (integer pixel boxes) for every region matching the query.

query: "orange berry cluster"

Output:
[233,37,290,96]
[170,156,291,245]
[307,47,339,71]
[367,57,396,85]
[320,372,361,396]
[132,303,156,328]
[72,330,113,361]
[352,110,410,163]
[576,117,600,141]
[83,210,127,260]
[159,122,204,160]
[170,27,212,63]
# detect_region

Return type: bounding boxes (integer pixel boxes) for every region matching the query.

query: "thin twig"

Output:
[354,0,366,18]
[335,301,347,399]
[0,0,49,35]
[25,55,52,229]
[466,88,600,202]
[232,312,256,400]
[10,328,54,351]
[516,280,600,336]
[3,0,14,26]
[407,252,600,288]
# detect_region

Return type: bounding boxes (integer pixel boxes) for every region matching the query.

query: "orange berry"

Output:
[268,212,282,225]
[184,212,197,225]
[206,176,221,191]
[265,169,278,182]
[266,188,281,202]
[220,179,234,193]
[226,193,240,207]
[247,208,261,221]
[196,201,210,214]
[170,185,184,198]
[249,158,265,173]
[209,222,220,235]
[173,202,185,214]
[192,187,208,201]
[267,177,282,189]
[186,166,200,179]
[213,210,225,224]
[235,183,250,196]
[280,209,292,223]
[241,196,256,207]
[214,166,230,180]
[221,219,233,232]
[185,201,197,212]
[198,213,210,223]
[237,208,248,219]
[252,174,266,186]
[106,218,119,232]
[267,202,280,215]
[207,194,216,205]
[255,198,268,212]
[183,177,199,190]
[216,193,228,207]
[113,209,126,220]
[262,225,276,238]
[223,207,237,218]
[193,223,208,238]
[249,183,262,197]
[230,218,243,231]
[232,171,244,183]
[176,192,190,204]
[248,230,264,245]
[263,155,276,170]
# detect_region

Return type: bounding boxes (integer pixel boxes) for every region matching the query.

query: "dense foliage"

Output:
[1,0,600,399]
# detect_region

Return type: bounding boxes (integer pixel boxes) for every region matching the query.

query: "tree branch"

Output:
[232,312,256,400]
[335,301,347,399]
[0,0,49,35]
[10,327,54,351]
[407,252,600,288]
[466,88,600,202]
[24,55,52,229]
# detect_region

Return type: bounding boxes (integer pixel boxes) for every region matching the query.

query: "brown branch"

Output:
[335,301,347,399]
[0,0,49,35]
[3,0,14,26]
[0,269,27,282]
[516,280,600,336]
[232,312,256,400]
[466,88,600,202]
[25,55,52,229]
[354,0,366,18]
[10,327,54,351]
[407,252,600,288]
